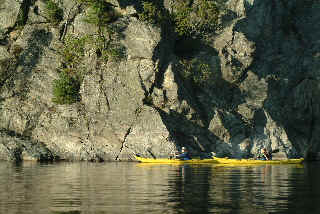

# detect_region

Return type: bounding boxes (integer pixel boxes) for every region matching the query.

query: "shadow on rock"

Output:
[233,0,320,158]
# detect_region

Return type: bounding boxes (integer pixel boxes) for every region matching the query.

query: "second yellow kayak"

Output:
[213,157,304,164]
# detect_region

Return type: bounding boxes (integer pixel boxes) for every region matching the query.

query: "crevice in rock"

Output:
[5,0,34,36]
[85,114,91,142]
[28,21,51,25]
[115,127,132,160]
[114,103,143,161]
[59,2,83,41]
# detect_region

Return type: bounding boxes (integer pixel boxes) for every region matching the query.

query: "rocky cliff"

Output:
[0,0,319,161]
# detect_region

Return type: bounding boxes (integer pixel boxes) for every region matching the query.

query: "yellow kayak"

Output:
[135,156,218,164]
[213,157,304,165]
[135,156,304,164]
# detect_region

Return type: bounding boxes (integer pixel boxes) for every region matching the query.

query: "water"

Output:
[0,161,319,214]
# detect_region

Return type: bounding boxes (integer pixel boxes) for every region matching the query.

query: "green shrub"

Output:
[53,35,86,104]
[59,35,87,69]
[101,44,126,62]
[77,0,120,27]
[173,0,221,36]
[173,0,220,37]
[180,58,212,87]
[84,33,126,62]
[172,0,193,36]
[137,0,223,37]
[138,1,169,26]
[52,71,81,105]
[44,0,64,26]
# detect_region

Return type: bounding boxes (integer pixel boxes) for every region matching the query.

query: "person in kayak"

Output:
[261,148,272,160]
[175,147,191,160]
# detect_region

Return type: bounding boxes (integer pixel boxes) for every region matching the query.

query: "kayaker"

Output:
[175,147,191,160]
[261,148,272,160]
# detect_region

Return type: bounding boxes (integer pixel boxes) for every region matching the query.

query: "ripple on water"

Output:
[0,161,319,214]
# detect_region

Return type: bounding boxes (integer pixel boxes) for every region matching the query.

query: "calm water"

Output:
[0,161,319,214]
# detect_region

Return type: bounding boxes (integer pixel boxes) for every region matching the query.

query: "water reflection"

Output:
[0,161,319,214]
[167,165,212,214]
[207,164,305,214]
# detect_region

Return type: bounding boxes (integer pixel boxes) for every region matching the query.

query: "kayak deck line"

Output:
[135,156,218,164]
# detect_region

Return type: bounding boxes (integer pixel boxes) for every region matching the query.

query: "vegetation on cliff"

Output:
[52,0,126,105]
[138,1,170,26]
[76,0,121,27]
[172,0,221,37]
[52,71,81,104]
[52,35,86,104]
[0,0,318,161]
[75,0,125,63]
[138,0,222,36]
[137,0,224,89]
[43,0,64,26]
[179,58,213,88]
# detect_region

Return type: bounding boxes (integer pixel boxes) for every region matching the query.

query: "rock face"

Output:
[0,0,319,161]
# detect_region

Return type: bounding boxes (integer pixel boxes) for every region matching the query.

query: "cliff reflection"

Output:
[164,164,306,214]
[207,164,305,213]
[0,161,313,214]
[137,163,306,213]
[167,165,212,214]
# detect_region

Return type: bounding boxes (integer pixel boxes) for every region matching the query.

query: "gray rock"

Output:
[0,0,320,161]
[123,18,161,60]
[0,130,55,161]
[118,106,177,160]
[209,110,248,158]
[0,0,20,30]
[0,46,9,60]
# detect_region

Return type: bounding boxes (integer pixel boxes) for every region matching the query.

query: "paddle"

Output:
[147,149,156,159]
